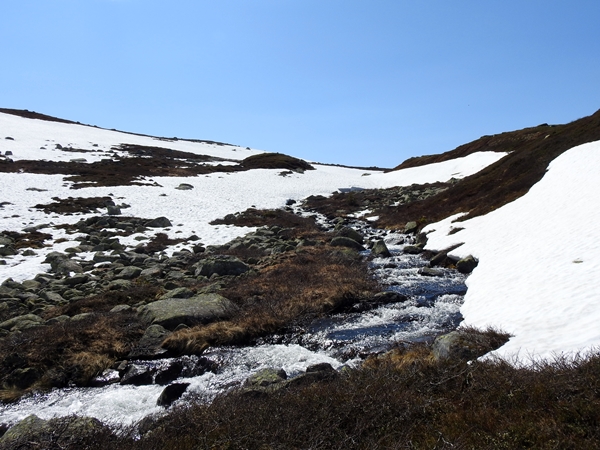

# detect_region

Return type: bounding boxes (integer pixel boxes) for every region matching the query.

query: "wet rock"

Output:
[286,363,338,388]
[403,245,423,254]
[371,239,391,257]
[245,368,287,387]
[0,415,106,448]
[157,382,190,407]
[194,256,249,277]
[120,363,156,385]
[456,255,478,274]
[330,236,364,250]
[139,293,238,330]
[89,369,120,387]
[418,267,444,277]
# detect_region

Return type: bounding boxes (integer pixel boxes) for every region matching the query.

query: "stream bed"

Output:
[0,218,467,427]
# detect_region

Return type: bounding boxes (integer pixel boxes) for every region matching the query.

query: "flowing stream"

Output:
[0,217,466,427]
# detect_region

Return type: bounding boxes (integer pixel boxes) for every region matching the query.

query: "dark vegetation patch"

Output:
[0,230,52,250]
[0,202,11,209]
[162,247,378,355]
[34,196,113,215]
[211,208,320,236]
[0,311,145,401]
[0,145,314,189]
[132,233,187,254]
[78,339,600,449]
[241,152,315,171]
[0,108,78,125]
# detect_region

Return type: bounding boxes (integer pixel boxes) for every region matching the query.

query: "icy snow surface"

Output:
[423,141,600,362]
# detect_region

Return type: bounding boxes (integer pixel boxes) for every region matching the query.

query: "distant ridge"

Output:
[376,108,600,227]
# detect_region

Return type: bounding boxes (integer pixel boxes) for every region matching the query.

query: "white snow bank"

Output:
[0,112,262,162]
[423,141,600,362]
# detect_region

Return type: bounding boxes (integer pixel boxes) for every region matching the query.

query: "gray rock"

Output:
[336,226,364,244]
[245,368,287,387]
[0,245,16,256]
[404,221,418,234]
[330,236,364,250]
[140,266,163,278]
[139,293,238,330]
[41,290,66,304]
[120,364,155,385]
[63,273,90,286]
[128,324,172,359]
[175,183,194,190]
[371,240,391,257]
[116,266,142,280]
[160,287,194,300]
[403,245,422,254]
[146,217,172,228]
[110,304,131,313]
[432,330,499,361]
[0,314,44,331]
[456,255,478,274]
[194,256,249,277]
[107,205,122,215]
[418,267,444,277]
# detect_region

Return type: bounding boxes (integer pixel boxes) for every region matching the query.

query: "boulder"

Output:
[456,255,478,274]
[139,293,238,330]
[194,256,249,277]
[146,217,172,228]
[245,368,287,387]
[432,330,500,361]
[128,324,172,360]
[0,314,44,332]
[116,266,142,280]
[402,245,422,254]
[404,221,418,234]
[120,363,155,385]
[336,226,364,244]
[107,205,121,215]
[175,183,194,190]
[371,240,391,257]
[157,382,190,407]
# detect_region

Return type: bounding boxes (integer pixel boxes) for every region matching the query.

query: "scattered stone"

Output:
[371,240,391,257]
[0,314,44,332]
[175,183,194,190]
[336,226,364,244]
[157,382,190,407]
[107,205,121,215]
[128,324,172,359]
[115,266,143,280]
[146,217,172,228]
[418,267,444,277]
[120,363,155,386]
[403,245,422,254]
[194,256,249,277]
[245,368,287,387]
[456,255,478,274]
[404,221,418,234]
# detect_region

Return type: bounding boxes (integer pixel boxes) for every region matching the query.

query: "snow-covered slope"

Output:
[0,112,506,283]
[423,141,600,361]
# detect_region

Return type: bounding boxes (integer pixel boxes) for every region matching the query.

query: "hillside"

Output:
[0,108,599,448]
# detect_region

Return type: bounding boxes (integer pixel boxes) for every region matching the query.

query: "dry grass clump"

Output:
[0,312,145,401]
[162,247,378,355]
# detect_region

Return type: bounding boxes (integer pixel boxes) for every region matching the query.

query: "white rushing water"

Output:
[0,223,466,427]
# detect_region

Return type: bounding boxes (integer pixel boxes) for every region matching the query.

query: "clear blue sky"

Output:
[2,1,599,167]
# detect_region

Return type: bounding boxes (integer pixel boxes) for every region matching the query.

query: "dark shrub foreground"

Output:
[45,343,600,450]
